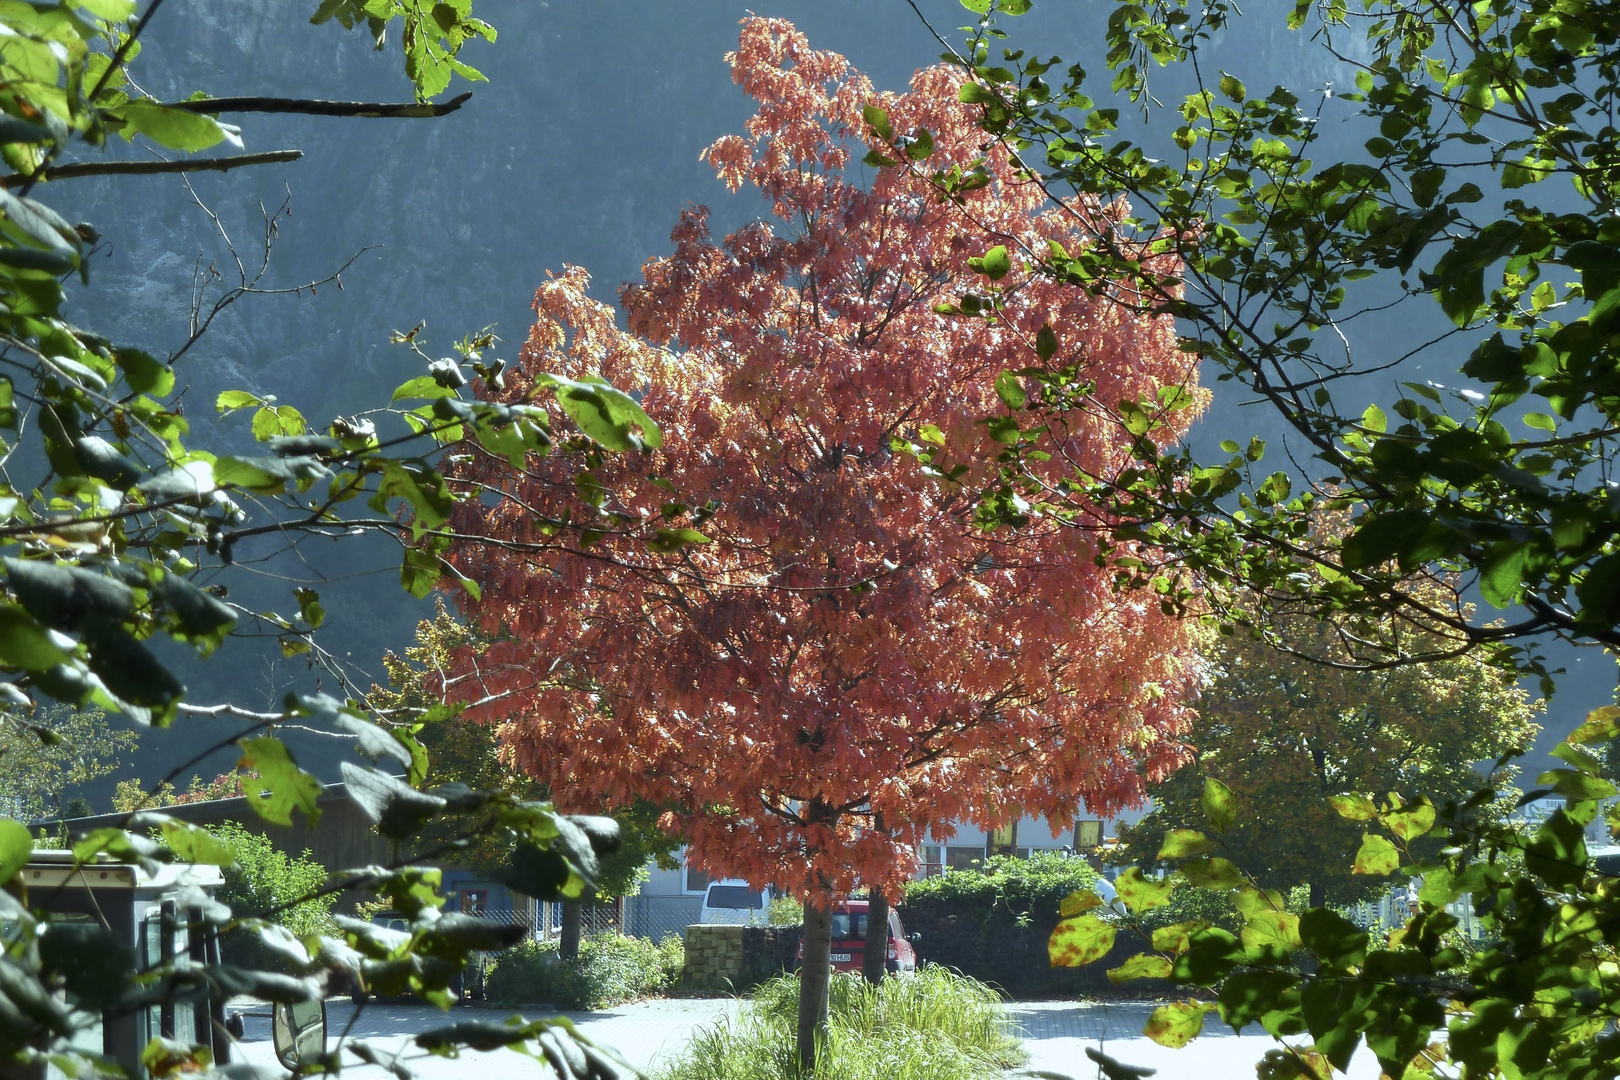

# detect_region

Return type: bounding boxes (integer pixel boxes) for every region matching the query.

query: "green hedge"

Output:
[899,853,1144,997]
[486,932,683,1010]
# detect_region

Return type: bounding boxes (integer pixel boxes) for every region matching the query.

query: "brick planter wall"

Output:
[683,924,801,992]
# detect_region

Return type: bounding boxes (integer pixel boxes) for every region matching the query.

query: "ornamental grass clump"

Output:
[658,966,1023,1080]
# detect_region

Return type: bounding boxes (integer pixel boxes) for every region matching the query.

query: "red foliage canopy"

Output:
[441,19,1206,901]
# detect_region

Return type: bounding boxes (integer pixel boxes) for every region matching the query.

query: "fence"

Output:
[460,896,708,943]
[1348,892,1482,940]
[622,894,704,942]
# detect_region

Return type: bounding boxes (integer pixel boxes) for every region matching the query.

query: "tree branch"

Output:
[171,91,472,118]
[2,150,302,187]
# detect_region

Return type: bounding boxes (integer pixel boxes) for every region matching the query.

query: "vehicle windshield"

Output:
[830,912,868,940]
[706,885,763,909]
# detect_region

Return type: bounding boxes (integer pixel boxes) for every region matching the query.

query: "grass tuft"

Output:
[658,965,1024,1080]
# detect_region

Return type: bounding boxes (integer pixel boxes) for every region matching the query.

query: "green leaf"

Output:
[114,349,173,397]
[1157,828,1214,860]
[1340,509,1431,571]
[975,245,1012,281]
[1478,542,1527,608]
[995,370,1027,410]
[157,818,232,865]
[1380,800,1435,841]
[237,737,321,825]
[1036,324,1058,361]
[1328,794,1377,821]
[342,762,445,840]
[1298,908,1367,968]
[1143,1001,1215,1048]
[862,104,894,141]
[1058,889,1103,917]
[1218,74,1246,101]
[1351,833,1400,875]
[1241,908,1302,951]
[1048,913,1116,967]
[216,390,263,413]
[1201,777,1235,832]
[1179,857,1247,890]
[0,818,31,882]
[1569,706,1620,745]
[119,100,230,151]
[1115,867,1175,912]
[1107,953,1172,984]
[0,603,71,670]
[647,527,713,554]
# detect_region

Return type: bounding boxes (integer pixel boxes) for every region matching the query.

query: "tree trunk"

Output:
[1309,881,1324,909]
[861,886,890,987]
[560,899,582,961]
[797,898,833,1072]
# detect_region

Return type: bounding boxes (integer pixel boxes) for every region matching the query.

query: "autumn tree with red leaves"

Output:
[440,19,1205,1067]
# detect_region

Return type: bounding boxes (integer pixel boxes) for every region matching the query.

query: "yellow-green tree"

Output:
[0,705,133,822]
[1117,610,1540,906]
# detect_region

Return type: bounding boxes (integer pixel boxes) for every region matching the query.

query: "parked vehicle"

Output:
[699,879,771,925]
[798,900,918,974]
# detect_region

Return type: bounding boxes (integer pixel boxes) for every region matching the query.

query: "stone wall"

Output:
[683,924,801,992]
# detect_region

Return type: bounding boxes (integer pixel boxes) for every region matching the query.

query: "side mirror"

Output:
[272,998,326,1071]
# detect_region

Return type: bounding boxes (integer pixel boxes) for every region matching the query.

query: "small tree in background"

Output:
[207,822,336,969]
[1115,595,1540,906]
[0,705,133,822]
[441,18,1205,1068]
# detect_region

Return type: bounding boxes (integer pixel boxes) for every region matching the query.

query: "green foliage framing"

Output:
[0,3,676,1076]
[1051,707,1620,1080]
[894,0,1620,689]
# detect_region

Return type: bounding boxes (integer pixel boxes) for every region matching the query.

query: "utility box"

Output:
[15,851,231,1079]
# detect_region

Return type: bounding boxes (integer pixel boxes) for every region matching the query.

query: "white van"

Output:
[699,879,771,925]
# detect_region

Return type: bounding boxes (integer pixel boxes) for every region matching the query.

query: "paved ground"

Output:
[1003,1001,1381,1080]
[228,996,1383,1079]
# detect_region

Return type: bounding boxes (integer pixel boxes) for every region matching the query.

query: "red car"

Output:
[798,900,918,974]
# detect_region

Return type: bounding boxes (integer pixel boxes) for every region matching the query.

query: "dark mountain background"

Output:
[46,0,1610,806]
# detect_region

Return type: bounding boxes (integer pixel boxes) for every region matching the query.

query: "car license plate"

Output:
[830,953,851,962]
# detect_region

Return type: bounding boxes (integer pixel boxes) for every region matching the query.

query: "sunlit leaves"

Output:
[1350,833,1399,875]
[1144,1001,1216,1048]
[1048,913,1117,967]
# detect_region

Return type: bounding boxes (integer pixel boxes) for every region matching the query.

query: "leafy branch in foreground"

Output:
[0,1,687,1077]
[1052,705,1620,1080]
[892,0,1620,689]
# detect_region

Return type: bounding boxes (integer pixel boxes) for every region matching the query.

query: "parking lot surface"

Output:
[229,996,1383,1079]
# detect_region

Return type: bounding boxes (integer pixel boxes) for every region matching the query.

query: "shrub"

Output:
[902,851,1100,914]
[899,852,1127,996]
[767,895,803,926]
[658,966,1023,1080]
[206,823,334,970]
[486,932,681,1009]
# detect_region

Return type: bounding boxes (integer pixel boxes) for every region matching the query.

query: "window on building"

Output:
[987,822,1017,857]
[460,889,488,915]
[684,862,712,894]
[919,844,943,877]
[946,846,983,872]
